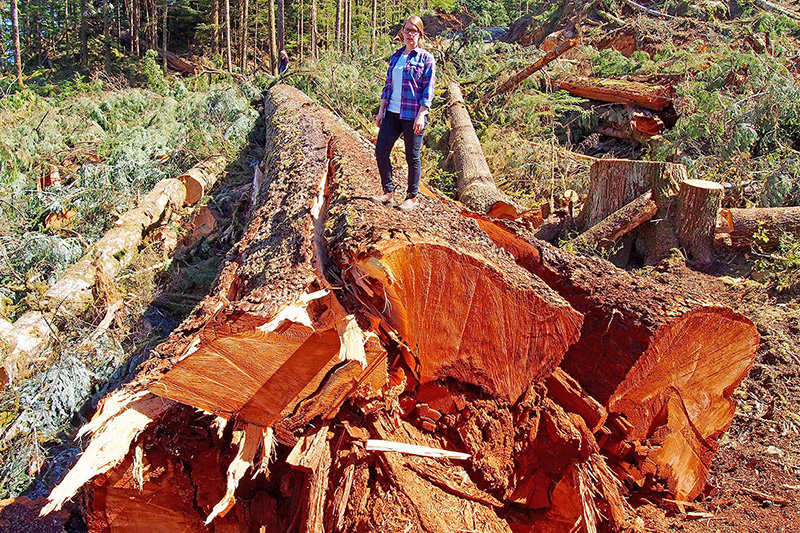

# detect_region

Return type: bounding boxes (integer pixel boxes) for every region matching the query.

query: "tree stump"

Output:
[675,179,724,264]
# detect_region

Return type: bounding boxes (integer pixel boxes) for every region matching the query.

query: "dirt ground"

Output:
[633,256,800,532]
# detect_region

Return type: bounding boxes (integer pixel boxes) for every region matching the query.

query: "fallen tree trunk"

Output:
[549,75,675,111]
[446,82,519,216]
[478,39,577,107]
[464,216,758,500]
[44,85,758,532]
[157,48,200,74]
[0,178,186,385]
[716,206,800,250]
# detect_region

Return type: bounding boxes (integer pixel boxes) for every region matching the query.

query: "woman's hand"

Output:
[413,114,425,134]
[376,113,383,128]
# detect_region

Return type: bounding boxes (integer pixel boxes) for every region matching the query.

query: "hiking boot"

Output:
[371,191,395,207]
[397,196,419,212]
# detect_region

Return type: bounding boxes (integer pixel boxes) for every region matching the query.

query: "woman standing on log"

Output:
[372,15,436,212]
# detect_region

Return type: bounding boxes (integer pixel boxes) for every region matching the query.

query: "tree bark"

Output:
[213,0,220,55]
[446,82,517,215]
[277,0,285,51]
[675,179,724,264]
[311,0,318,58]
[133,0,140,55]
[577,158,687,264]
[11,0,24,86]
[549,75,676,111]
[370,0,377,54]
[240,0,249,72]
[269,0,277,73]
[335,0,342,52]
[716,206,800,250]
[161,0,168,73]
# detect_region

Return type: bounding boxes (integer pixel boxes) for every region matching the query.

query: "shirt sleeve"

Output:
[380,52,398,101]
[419,52,436,109]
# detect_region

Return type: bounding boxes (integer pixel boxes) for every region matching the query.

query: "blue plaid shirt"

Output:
[380,47,436,121]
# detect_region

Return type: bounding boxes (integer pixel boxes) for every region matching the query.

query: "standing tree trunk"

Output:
[298,0,303,61]
[675,179,724,265]
[370,0,377,54]
[240,0,249,72]
[335,0,342,52]
[133,0,140,55]
[268,0,277,73]
[213,0,220,56]
[225,0,232,71]
[150,0,157,51]
[277,0,285,51]
[311,0,317,58]
[161,0,168,73]
[11,0,24,86]
[103,0,112,70]
[79,0,88,66]
[252,0,258,72]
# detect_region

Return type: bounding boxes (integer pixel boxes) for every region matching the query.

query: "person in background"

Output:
[371,14,436,212]
[279,50,289,74]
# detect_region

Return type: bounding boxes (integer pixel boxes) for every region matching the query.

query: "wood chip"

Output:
[365,439,470,460]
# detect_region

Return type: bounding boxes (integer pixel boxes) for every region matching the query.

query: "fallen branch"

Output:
[478,39,578,107]
[622,0,677,19]
[756,0,800,21]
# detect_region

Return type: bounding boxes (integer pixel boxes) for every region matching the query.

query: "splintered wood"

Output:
[44,85,759,532]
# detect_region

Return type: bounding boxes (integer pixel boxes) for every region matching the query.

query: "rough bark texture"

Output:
[675,179,724,264]
[578,158,687,264]
[549,76,675,111]
[716,206,800,250]
[446,82,517,215]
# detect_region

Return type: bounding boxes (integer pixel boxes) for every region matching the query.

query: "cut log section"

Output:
[179,156,227,205]
[675,179,724,264]
[716,206,800,250]
[446,82,519,215]
[463,217,758,500]
[549,75,675,111]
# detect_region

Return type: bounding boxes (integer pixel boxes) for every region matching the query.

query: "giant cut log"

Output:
[446,82,519,216]
[43,84,754,533]
[549,76,675,111]
[463,216,759,500]
[716,205,800,250]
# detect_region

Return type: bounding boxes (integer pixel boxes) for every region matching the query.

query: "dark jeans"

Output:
[375,111,425,197]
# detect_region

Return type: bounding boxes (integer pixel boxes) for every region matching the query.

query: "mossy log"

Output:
[0,178,186,386]
[549,76,675,111]
[446,82,518,216]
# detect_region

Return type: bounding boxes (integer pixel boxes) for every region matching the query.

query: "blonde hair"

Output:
[399,15,426,45]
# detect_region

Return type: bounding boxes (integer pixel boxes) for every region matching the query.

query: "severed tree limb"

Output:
[571,191,657,252]
[179,156,227,205]
[716,206,800,250]
[755,0,800,21]
[549,76,675,111]
[478,39,578,107]
[622,0,677,19]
